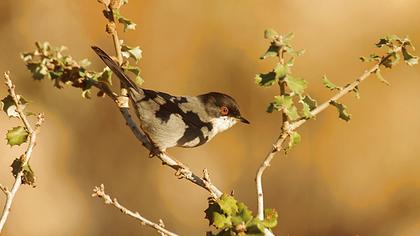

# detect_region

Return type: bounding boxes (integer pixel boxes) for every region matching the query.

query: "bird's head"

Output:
[199,92,249,134]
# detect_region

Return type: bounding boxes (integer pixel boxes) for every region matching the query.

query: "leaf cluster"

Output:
[21,0,143,99]
[256,29,317,122]
[361,35,418,85]
[1,90,37,186]
[205,194,277,236]
[21,41,110,98]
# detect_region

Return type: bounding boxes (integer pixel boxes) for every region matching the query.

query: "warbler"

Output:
[92,46,249,152]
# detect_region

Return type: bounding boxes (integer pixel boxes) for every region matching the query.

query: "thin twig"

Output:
[0,72,44,233]
[102,0,128,98]
[203,168,218,199]
[102,0,123,65]
[255,45,404,225]
[92,184,179,236]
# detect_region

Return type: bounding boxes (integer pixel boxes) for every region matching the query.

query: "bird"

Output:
[91,46,249,153]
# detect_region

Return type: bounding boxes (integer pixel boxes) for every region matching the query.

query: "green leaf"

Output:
[213,212,231,229]
[264,29,279,40]
[322,75,340,91]
[330,101,351,121]
[376,38,389,48]
[260,44,280,59]
[22,163,36,186]
[231,202,253,225]
[402,47,419,66]
[255,72,276,87]
[122,65,143,86]
[285,75,307,95]
[282,32,295,45]
[382,57,394,68]
[286,57,295,67]
[300,95,317,118]
[272,95,300,120]
[302,95,317,110]
[1,95,28,118]
[218,195,238,216]
[287,132,301,150]
[289,48,305,57]
[376,35,401,48]
[26,63,48,80]
[121,44,142,61]
[379,52,401,68]
[274,63,288,79]
[6,126,29,146]
[11,156,24,178]
[262,208,278,228]
[266,102,275,113]
[375,69,390,85]
[114,11,136,31]
[245,221,266,235]
[10,156,35,186]
[205,198,221,226]
[97,68,113,86]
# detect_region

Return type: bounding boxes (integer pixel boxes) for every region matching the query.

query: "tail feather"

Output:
[91,46,138,90]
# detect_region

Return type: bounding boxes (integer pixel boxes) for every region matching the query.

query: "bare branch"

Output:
[203,168,218,199]
[0,72,44,233]
[92,184,179,236]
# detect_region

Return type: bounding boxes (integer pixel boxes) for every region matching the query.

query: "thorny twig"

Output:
[92,184,179,236]
[0,72,45,233]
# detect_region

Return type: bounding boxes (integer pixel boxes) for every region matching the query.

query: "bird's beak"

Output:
[238,116,250,124]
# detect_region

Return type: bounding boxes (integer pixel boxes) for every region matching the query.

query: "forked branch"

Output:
[255,38,411,223]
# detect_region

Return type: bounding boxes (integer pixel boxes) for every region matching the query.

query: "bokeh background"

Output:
[1,1,420,235]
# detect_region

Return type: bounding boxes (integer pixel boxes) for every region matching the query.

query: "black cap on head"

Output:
[199,92,250,124]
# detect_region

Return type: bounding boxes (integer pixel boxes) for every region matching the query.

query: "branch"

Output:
[98,1,223,198]
[255,43,405,224]
[0,72,45,233]
[101,0,123,65]
[92,184,179,236]
[256,41,289,221]
[101,0,127,98]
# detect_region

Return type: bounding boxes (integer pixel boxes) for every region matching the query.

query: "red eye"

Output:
[220,106,229,115]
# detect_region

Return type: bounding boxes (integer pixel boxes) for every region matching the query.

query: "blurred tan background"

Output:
[1,0,420,235]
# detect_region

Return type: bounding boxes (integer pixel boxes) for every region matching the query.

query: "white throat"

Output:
[207,116,237,140]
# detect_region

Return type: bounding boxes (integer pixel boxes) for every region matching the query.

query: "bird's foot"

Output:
[149,147,163,158]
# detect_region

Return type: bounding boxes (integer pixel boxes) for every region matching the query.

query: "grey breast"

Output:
[129,88,214,150]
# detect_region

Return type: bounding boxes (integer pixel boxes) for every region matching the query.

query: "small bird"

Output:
[91,46,249,152]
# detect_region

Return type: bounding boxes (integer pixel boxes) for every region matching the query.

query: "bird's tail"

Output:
[91,46,138,90]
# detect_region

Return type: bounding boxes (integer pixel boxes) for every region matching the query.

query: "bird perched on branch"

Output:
[91,46,249,153]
